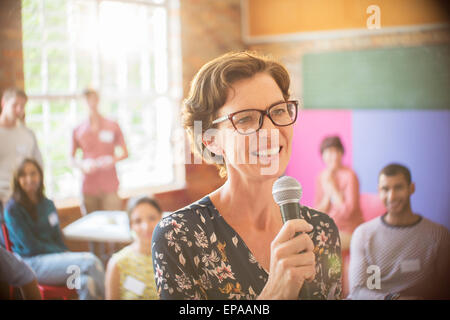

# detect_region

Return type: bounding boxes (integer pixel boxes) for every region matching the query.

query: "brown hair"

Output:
[1,87,28,117]
[126,195,162,225]
[1,87,28,103]
[182,51,291,178]
[82,88,98,98]
[320,136,344,155]
[379,163,412,185]
[12,158,45,221]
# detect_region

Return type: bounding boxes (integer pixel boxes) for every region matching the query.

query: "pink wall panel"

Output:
[285,110,353,207]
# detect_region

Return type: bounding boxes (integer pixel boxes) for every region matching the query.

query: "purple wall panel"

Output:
[352,110,450,230]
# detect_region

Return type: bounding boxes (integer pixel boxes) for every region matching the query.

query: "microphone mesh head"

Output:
[272,176,302,205]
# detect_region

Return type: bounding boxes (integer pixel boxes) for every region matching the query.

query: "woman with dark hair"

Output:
[3,158,105,299]
[152,52,342,300]
[105,196,162,300]
[315,136,364,251]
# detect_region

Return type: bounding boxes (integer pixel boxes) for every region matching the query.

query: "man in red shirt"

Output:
[71,89,128,215]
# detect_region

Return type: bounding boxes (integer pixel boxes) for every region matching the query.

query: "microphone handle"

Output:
[280,202,314,300]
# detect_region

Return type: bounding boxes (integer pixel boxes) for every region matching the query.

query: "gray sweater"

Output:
[348,214,450,299]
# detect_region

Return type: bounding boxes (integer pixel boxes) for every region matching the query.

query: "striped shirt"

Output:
[348,214,450,299]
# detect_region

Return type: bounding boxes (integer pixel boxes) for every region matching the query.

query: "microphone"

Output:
[272,175,314,300]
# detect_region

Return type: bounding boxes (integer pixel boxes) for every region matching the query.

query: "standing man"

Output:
[348,163,449,300]
[71,89,128,215]
[0,88,43,206]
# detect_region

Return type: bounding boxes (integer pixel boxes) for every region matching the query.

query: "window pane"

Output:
[76,51,93,91]
[47,48,70,92]
[22,0,182,201]
[23,58,42,94]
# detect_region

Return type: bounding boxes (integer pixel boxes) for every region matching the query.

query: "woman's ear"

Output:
[409,182,416,195]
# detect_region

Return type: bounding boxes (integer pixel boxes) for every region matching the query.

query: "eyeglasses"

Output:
[212,100,299,135]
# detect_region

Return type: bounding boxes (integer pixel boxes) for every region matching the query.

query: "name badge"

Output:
[99,130,114,143]
[48,212,59,227]
[400,259,421,273]
[123,276,146,296]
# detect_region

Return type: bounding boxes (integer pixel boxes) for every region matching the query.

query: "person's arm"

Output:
[29,130,43,168]
[434,227,450,299]
[152,215,207,300]
[49,201,68,251]
[0,247,41,299]
[315,173,331,213]
[4,204,54,256]
[113,123,128,163]
[320,217,343,300]
[70,128,95,174]
[347,227,387,300]
[105,256,121,300]
[70,128,83,170]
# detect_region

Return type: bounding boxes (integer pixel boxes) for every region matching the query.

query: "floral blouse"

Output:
[152,196,342,300]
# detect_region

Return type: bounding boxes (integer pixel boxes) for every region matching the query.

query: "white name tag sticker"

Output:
[99,130,114,143]
[48,212,59,227]
[123,276,146,296]
[400,259,421,273]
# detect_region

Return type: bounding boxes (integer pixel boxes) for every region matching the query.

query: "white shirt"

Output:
[0,124,43,203]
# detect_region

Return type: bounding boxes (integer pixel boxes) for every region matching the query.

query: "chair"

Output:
[1,222,78,300]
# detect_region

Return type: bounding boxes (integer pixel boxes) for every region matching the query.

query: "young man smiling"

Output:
[348,163,449,300]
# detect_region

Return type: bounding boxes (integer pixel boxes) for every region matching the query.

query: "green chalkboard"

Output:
[302,44,450,110]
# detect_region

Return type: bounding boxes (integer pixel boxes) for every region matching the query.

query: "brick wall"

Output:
[0,0,24,95]
[248,29,450,100]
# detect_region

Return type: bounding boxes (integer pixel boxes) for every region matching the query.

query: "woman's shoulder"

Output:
[339,166,358,178]
[153,196,217,238]
[111,245,134,263]
[301,205,339,232]
[4,198,30,213]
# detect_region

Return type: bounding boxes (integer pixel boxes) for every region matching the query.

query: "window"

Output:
[22,0,184,204]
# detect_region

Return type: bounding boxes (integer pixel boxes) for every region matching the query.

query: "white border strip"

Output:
[241,0,450,45]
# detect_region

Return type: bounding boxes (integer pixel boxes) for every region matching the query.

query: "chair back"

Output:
[1,222,13,252]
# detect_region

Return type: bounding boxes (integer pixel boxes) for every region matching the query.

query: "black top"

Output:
[152,196,342,300]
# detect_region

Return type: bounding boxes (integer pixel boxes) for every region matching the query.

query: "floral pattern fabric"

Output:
[152,196,342,300]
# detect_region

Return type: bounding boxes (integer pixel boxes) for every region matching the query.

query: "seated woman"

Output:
[3,158,105,299]
[105,196,162,299]
[152,51,342,300]
[314,136,364,251]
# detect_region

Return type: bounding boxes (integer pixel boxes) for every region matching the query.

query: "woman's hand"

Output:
[321,169,344,206]
[258,219,316,300]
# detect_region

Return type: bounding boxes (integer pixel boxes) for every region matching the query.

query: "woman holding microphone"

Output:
[152,52,342,300]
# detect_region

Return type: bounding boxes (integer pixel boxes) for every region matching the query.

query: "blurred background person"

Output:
[314,136,364,251]
[314,135,364,298]
[105,196,162,300]
[0,88,42,208]
[348,163,450,300]
[71,88,128,215]
[3,158,105,300]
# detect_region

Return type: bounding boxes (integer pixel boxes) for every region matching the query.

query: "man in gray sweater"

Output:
[348,163,449,300]
[0,88,43,205]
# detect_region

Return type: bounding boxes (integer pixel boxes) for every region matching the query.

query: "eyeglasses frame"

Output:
[211,100,299,135]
